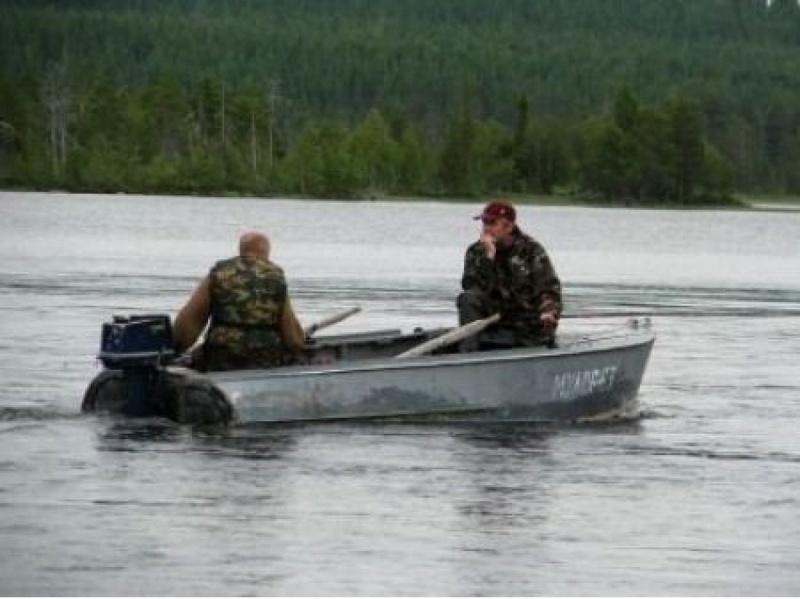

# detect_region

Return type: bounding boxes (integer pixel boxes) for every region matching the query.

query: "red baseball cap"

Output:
[474,200,516,222]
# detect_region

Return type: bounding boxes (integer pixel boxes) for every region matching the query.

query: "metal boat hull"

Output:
[83,321,655,426]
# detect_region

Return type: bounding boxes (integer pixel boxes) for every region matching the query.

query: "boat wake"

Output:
[566,283,800,319]
[0,405,80,423]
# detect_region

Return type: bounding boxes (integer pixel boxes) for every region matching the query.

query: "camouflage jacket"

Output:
[203,256,292,371]
[461,228,562,334]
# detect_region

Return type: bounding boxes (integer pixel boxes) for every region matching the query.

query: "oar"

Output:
[304,306,361,338]
[396,313,501,359]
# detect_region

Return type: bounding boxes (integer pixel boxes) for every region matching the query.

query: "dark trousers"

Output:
[456,289,554,352]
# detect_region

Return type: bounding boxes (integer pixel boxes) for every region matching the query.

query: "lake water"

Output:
[1,191,799,596]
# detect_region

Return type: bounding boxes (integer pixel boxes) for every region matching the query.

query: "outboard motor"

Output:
[96,314,175,417]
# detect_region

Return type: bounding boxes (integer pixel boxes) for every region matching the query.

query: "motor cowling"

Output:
[97,314,174,417]
[99,314,174,368]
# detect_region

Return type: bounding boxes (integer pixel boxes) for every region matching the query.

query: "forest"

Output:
[1,0,799,203]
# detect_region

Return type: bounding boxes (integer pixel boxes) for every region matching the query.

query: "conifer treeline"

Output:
[1,0,799,201]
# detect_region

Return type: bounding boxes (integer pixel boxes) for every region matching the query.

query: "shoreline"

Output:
[1,187,799,212]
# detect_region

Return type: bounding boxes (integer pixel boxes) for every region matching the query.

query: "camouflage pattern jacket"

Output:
[203,256,292,371]
[461,227,562,338]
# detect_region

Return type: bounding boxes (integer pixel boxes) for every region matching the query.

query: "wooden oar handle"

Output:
[304,307,361,337]
[396,313,500,359]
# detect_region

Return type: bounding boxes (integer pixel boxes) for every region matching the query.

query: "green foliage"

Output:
[574,90,733,205]
[438,102,479,197]
[345,109,399,195]
[2,0,799,202]
[280,119,358,198]
[513,113,571,196]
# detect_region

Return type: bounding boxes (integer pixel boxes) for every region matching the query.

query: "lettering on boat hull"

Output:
[552,365,618,402]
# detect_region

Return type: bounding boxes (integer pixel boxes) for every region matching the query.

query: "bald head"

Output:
[239,231,270,259]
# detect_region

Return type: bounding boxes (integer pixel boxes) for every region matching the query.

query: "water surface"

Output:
[1,192,799,595]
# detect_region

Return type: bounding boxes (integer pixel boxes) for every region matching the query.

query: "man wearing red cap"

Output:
[458,200,562,350]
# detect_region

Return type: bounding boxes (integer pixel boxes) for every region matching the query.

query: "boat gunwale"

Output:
[206,328,655,384]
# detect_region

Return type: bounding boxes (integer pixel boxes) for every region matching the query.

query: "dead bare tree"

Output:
[42,61,72,179]
[265,79,287,171]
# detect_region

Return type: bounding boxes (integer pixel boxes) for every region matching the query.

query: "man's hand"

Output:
[540,311,559,332]
[480,232,497,260]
